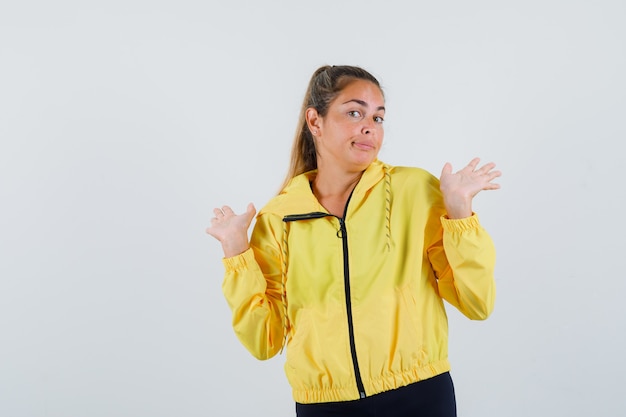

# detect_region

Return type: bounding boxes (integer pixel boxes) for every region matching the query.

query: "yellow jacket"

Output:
[221,160,496,403]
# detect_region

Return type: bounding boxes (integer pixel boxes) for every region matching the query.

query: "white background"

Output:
[1,1,625,416]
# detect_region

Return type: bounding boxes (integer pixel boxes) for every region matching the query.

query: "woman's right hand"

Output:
[206,203,256,258]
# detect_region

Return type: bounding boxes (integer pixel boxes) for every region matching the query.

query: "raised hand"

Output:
[206,203,257,257]
[439,158,501,219]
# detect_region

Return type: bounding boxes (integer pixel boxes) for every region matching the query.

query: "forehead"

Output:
[335,79,385,106]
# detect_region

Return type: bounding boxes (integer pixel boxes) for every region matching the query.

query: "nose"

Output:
[362,119,375,135]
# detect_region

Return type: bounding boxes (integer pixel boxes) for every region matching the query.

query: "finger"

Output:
[440,162,452,178]
[246,203,257,216]
[243,203,257,223]
[467,157,481,170]
[221,206,235,216]
[213,208,224,217]
[488,170,502,180]
[476,163,497,177]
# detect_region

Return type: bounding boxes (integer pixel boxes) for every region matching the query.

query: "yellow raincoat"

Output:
[221,160,496,403]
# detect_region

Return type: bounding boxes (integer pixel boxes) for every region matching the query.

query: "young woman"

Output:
[207,65,501,416]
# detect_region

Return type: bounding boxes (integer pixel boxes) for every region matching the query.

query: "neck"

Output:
[312,167,363,199]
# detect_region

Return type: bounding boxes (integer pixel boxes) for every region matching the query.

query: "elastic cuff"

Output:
[222,247,255,272]
[441,213,481,232]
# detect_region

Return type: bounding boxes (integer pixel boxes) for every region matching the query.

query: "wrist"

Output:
[221,237,250,258]
[443,198,472,219]
[446,209,472,219]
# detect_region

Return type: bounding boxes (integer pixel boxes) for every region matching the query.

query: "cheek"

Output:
[376,126,385,141]
[340,124,361,139]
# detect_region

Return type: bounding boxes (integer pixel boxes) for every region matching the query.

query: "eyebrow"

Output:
[342,99,386,112]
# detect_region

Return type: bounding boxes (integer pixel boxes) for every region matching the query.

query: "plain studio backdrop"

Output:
[1,1,624,416]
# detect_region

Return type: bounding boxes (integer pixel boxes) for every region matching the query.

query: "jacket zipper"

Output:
[283,193,367,399]
[337,215,367,398]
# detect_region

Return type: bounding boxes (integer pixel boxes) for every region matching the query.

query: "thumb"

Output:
[440,162,452,179]
[245,203,257,220]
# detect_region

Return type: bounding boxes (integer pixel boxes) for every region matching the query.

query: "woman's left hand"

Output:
[439,157,501,219]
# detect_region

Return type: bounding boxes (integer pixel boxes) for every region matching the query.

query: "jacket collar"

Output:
[259,160,389,218]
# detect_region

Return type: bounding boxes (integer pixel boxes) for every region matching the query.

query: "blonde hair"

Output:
[280,65,383,191]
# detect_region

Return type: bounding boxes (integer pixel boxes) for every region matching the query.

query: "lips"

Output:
[352,141,376,151]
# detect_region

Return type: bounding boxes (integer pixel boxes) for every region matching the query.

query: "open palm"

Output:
[440,158,501,219]
[206,203,256,257]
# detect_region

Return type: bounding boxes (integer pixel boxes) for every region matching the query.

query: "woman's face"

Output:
[311,79,385,173]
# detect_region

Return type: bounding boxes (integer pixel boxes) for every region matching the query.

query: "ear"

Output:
[305,107,322,136]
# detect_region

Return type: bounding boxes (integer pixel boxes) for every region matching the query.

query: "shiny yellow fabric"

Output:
[221,160,496,404]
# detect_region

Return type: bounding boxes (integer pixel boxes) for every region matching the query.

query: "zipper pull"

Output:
[337,218,346,238]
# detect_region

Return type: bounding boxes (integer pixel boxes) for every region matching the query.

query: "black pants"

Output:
[295,372,456,417]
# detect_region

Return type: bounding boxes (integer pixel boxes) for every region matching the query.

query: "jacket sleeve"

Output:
[221,213,285,360]
[428,214,496,320]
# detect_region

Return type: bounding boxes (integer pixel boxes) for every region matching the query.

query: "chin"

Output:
[351,157,376,171]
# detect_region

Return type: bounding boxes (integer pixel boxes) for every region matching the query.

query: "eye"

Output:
[374,115,384,124]
[348,110,362,118]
